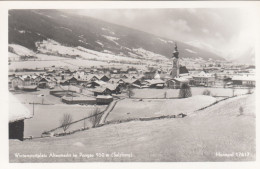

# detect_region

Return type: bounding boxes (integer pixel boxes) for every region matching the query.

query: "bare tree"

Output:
[239,106,244,116]
[179,83,192,98]
[202,89,211,96]
[60,113,73,132]
[89,108,102,128]
[232,87,235,97]
[126,86,134,98]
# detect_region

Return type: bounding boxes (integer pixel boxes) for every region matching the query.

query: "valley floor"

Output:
[9,93,255,162]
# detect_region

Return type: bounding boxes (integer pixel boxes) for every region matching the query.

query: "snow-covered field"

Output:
[132,87,250,98]
[9,44,35,56]
[8,40,173,71]
[23,103,106,138]
[107,95,217,122]
[132,48,168,61]
[9,93,255,162]
[12,89,106,137]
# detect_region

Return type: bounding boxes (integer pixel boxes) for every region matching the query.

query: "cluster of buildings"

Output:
[8,44,255,96]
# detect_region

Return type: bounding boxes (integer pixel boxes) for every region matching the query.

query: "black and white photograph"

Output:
[0,0,259,166]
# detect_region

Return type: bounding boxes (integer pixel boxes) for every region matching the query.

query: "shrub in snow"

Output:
[164,91,167,99]
[239,106,244,116]
[89,108,102,128]
[179,84,192,98]
[202,89,211,96]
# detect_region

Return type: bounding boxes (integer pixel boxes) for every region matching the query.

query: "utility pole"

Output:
[33,101,35,115]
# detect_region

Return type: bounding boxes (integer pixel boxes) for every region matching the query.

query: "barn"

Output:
[96,95,113,105]
[9,93,33,141]
[232,76,255,87]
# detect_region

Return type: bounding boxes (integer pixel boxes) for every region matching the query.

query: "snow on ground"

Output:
[59,27,72,32]
[133,88,250,99]
[35,54,68,61]
[158,38,168,43]
[31,10,53,19]
[158,38,173,44]
[9,93,32,123]
[9,44,35,56]
[102,35,119,45]
[8,52,20,60]
[132,48,168,61]
[77,39,86,44]
[107,95,217,122]
[103,50,114,54]
[101,27,116,35]
[18,30,26,34]
[191,93,255,117]
[96,41,104,47]
[77,46,140,63]
[37,40,79,56]
[35,40,140,64]
[9,94,255,162]
[60,14,68,18]
[185,49,197,54]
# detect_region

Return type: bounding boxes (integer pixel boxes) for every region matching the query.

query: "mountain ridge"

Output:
[9,9,225,62]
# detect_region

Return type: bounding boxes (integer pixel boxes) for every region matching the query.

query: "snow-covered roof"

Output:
[96,95,113,99]
[232,76,255,81]
[145,79,165,85]
[105,83,119,91]
[94,80,107,86]
[9,93,32,123]
[154,73,161,79]
[173,77,189,83]
[192,71,213,78]
[87,74,101,81]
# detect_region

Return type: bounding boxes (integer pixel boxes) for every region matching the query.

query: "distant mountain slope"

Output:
[9,10,225,61]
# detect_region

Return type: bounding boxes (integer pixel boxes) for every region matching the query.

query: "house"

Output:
[9,93,33,141]
[232,75,255,87]
[144,79,165,89]
[87,74,100,82]
[18,85,38,91]
[10,77,24,89]
[99,75,110,82]
[31,75,42,85]
[61,96,96,105]
[125,78,142,88]
[105,83,121,94]
[38,77,57,88]
[144,70,156,79]
[120,74,128,79]
[86,80,107,88]
[10,75,38,89]
[120,68,128,74]
[60,76,78,86]
[192,71,215,87]
[93,86,112,96]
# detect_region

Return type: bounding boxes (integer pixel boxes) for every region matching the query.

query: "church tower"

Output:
[171,43,180,78]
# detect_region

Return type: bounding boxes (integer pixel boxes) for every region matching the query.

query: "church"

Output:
[167,43,190,88]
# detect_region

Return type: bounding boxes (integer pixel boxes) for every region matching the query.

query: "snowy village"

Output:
[8,9,256,162]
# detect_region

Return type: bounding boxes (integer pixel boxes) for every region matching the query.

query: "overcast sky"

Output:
[72,8,257,60]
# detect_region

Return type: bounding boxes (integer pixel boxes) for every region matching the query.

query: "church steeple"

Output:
[173,43,179,59]
[171,42,180,78]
